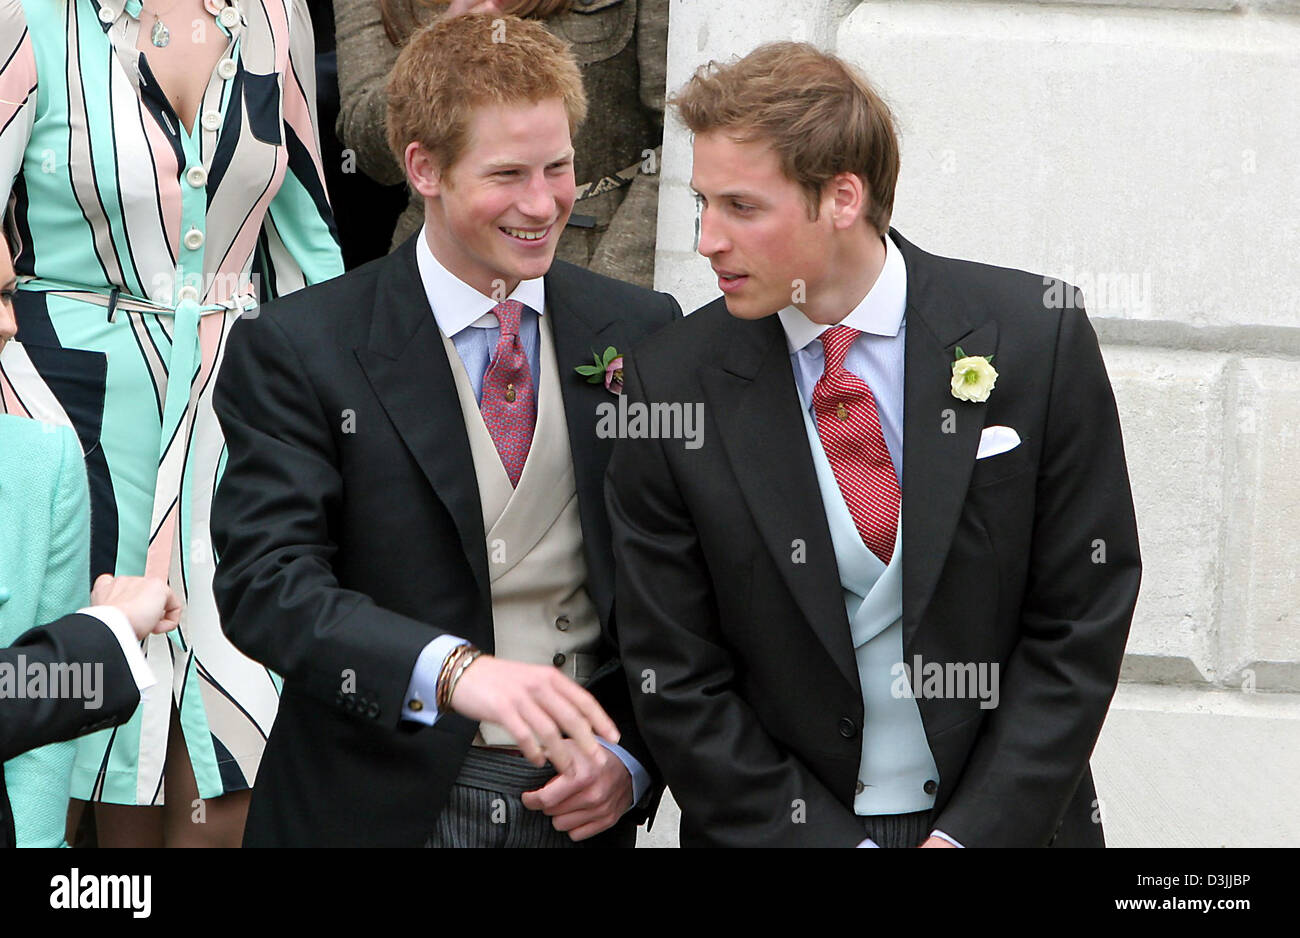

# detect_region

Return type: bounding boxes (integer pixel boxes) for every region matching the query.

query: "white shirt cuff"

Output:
[930,829,964,847]
[77,606,155,691]
[856,837,880,848]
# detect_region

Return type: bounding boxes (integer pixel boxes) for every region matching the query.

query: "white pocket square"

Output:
[976,425,1021,460]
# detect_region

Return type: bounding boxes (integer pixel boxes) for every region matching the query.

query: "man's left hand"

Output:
[521,740,633,841]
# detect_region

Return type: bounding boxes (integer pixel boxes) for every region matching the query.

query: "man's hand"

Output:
[520,739,633,841]
[447,655,620,773]
[919,836,957,848]
[444,0,505,17]
[90,574,181,640]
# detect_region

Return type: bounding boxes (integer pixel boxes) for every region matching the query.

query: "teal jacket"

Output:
[0,414,92,847]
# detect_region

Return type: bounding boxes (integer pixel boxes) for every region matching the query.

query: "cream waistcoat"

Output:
[440,313,603,747]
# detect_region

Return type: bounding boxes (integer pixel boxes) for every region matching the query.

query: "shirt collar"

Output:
[416,224,546,337]
[776,231,907,355]
[98,1,236,24]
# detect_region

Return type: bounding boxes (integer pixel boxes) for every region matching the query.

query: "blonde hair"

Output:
[671,42,900,234]
[385,11,587,174]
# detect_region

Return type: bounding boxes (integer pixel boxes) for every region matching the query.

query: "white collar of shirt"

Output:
[776,232,906,354]
[415,224,546,337]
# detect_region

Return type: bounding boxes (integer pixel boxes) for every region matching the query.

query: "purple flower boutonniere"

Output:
[575,346,624,395]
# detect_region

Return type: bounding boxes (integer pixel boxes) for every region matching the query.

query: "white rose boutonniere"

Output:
[950,345,998,403]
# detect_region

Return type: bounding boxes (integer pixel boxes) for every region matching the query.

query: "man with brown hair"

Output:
[608,43,1141,847]
[211,12,678,846]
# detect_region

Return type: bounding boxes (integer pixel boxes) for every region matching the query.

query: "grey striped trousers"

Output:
[860,809,934,848]
[425,746,585,848]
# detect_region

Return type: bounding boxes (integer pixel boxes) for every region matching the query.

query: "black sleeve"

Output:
[0,614,139,763]
[211,312,442,728]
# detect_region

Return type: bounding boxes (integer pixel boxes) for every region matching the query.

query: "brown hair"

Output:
[385,11,587,175]
[670,42,900,234]
[379,0,574,47]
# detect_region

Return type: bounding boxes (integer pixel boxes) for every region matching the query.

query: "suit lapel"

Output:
[544,262,625,627]
[353,235,492,617]
[701,310,859,690]
[893,231,999,646]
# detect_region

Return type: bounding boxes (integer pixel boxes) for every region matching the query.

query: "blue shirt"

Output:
[777,231,907,478]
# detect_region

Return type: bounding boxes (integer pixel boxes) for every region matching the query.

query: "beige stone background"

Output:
[637,0,1300,847]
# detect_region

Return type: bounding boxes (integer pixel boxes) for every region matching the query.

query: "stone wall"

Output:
[655,0,1300,690]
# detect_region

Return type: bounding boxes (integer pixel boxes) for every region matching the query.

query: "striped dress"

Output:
[0,0,344,805]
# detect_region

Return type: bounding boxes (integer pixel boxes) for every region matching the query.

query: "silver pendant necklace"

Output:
[146,0,181,47]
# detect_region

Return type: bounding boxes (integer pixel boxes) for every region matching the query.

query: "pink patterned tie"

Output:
[812,325,900,565]
[479,300,535,486]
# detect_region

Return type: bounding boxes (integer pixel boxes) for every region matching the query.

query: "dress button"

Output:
[837,716,857,738]
[183,228,204,251]
[552,653,566,667]
[855,781,865,795]
[217,58,237,80]
[554,615,570,632]
[219,6,240,28]
[98,7,116,23]
[408,698,423,712]
[0,587,10,605]
[200,110,222,131]
[177,285,200,304]
[186,166,208,188]
[923,779,938,795]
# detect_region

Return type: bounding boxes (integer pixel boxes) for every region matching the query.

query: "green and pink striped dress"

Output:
[0,0,344,805]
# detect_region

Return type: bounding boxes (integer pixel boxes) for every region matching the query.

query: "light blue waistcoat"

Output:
[799,406,939,815]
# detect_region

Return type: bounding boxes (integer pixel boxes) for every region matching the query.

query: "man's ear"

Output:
[405,141,443,199]
[827,171,870,231]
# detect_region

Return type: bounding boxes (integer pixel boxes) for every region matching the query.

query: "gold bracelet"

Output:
[436,644,473,713]
[434,644,464,713]
[442,649,484,715]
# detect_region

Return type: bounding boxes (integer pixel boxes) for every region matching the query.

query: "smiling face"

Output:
[691,130,839,320]
[410,98,575,297]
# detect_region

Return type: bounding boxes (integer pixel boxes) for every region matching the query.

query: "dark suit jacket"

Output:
[606,231,1142,847]
[211,232,680,847]
[1,614,139,847]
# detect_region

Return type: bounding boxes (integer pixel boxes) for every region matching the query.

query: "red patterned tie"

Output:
[812,325,900,565]
[479,300,535,486]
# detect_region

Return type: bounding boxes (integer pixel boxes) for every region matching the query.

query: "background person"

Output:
[0,0,345,847]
